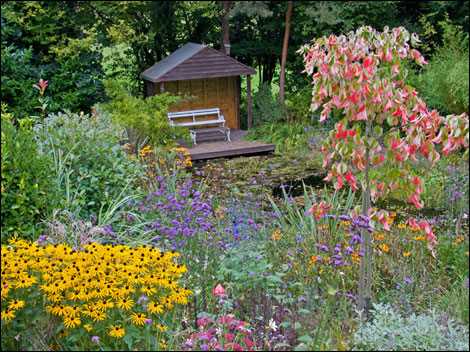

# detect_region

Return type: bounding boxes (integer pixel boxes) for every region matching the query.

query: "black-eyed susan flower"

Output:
[1,309,15,322]
[108,325,125,338]
[63,315,81,329]
[147,301,164,314]
[116,298,134,311]
[8,299,25,310]
[131,312,147,326]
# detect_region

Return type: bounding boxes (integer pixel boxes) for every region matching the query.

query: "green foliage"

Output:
[218,240,286,298]
[245,121,329,154]
[1,2,105,116]
[285,86,315,122]
[34,109,145,219]
[252,82,286,126]
[101,43,141,96]
[409,19,469,114]
[353,303,469,351]
[1,106,59,240]
[0,45,39,118]
[103,80,189,147]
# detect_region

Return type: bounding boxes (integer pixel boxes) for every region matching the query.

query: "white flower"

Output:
[268,319,278,332]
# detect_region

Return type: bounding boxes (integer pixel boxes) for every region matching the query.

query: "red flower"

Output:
[344,171,358,191]
[307,201,332,220]
[335,175,344,190]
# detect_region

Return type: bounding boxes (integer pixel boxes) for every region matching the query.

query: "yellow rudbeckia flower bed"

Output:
[1,238,192,347]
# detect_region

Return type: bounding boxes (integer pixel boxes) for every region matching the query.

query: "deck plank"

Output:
[183,129,275,161]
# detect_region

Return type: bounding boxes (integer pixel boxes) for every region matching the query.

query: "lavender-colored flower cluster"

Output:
[127,175,262,253]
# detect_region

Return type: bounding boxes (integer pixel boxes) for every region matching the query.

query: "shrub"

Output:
[101,43,140,96]
[0,45,39,118]
[252,82,286,126]
[1,106,59,240]
[103,80,190,148]
[409,19,469,114]
[34,109,145,219]
[285,86,315,122]
[353,303,469,351]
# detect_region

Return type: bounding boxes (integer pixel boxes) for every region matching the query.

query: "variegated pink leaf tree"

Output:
[299,26,469,313]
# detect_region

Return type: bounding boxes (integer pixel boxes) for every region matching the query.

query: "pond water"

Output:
[271,172,326,198]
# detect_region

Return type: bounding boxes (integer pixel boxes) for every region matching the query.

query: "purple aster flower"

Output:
[404,276,413,285]
[138,295,148,304]
[37,234,48,245]
[91,336,100,344]
[350,233,362,245]
[317,244,329,252]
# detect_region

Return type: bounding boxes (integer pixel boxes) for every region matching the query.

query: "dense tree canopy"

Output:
[1,1,468,117]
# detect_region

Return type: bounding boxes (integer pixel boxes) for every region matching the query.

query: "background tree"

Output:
[279,1,293,104]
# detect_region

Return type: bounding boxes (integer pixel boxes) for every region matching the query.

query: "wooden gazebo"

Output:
[141,42,256,129]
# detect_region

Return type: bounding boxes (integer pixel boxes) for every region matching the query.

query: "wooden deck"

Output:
[183,129,275,161]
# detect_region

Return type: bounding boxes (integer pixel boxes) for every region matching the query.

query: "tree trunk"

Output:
[358,119,373,318]
[279,1,293,104]
[220,1,232,55]
[247,75,253,129]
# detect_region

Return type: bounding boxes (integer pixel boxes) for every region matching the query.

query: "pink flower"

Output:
[38,78,48,90]
[243,337,255,349]
[218,314,235,325]
[224,333,235,342]
[197,316,213,328]
[212,284,226,297]
[224,342,243,351]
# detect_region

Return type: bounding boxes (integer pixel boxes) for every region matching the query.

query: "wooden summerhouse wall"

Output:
[147,76,240,129]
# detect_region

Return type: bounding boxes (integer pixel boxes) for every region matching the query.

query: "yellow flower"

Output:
[373,233,385,241]
[139,145,153,158]
[1,309,15,322]
[413,235,426,241]
[83,324,93,332]
[351,251,361,264]
[453,235,465,245]
[63,316,81,329]
[378,244,390,253]
[131,312,147,326]
[108,325,125,338]
[159,339,168,349]
[116,298,134,311]
[155,323,167,332]
[147,301,164,314]
[8,299,25,310]
[402,251,412,257]
[271,229,281,241]
[397,223,407,229]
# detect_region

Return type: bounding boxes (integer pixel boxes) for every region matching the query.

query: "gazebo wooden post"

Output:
[160,82,165,93]
[247,74,253,129]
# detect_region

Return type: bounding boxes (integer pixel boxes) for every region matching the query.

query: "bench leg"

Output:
[226,128,231,142]
[190,130,197,145]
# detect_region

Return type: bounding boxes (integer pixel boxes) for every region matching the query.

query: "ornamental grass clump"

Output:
[1,238,191,350]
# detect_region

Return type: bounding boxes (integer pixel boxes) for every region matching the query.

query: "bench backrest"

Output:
[168,108,223,126]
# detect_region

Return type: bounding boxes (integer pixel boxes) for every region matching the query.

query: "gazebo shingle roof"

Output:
[141,43,255,83]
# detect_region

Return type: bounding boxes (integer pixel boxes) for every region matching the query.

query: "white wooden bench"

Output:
[168,108,231,145]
